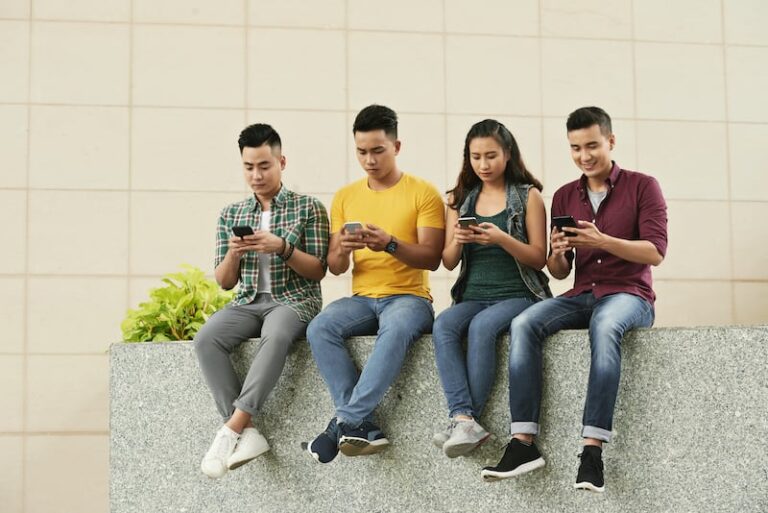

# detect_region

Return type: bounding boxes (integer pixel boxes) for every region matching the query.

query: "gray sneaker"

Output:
[432,420,456,449]
[442,419,490,458]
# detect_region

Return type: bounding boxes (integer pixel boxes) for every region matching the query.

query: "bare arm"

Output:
[442,206,463,270]
[460,189,548,270]
[363,224,444,271]
[564,221,664,266]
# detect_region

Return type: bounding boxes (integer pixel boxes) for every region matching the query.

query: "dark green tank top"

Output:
[462,209,532,301]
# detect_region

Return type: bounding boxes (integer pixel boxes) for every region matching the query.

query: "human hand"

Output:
[565,220,607,249]
[467,222,504,246]
[361,223,391,252]
[338,226,368,254]
[550,226,573,256]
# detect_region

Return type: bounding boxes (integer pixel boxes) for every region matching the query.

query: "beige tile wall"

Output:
[2,1,766,511]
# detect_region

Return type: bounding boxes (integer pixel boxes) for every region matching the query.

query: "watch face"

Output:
[385,239,398,254]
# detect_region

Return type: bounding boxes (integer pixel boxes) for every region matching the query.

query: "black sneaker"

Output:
[481,438,546,481]
[574,445,605,492]
[338,421,390,456]
[304,418,341,464]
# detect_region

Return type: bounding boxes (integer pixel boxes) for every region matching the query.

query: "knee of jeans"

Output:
[192,334,218,361]
[306,315,335,344]
[510,311,538,339]
[467,321,496,348]
[432,314,457,342]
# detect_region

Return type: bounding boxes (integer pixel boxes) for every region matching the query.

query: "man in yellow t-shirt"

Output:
[305,104,445,464]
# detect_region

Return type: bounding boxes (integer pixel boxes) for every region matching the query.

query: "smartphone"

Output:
[551,215,578,236]
[232,225,254,238]
[458,216,479,228]
[344,222,363,234]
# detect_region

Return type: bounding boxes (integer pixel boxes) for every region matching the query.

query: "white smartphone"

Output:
[343,222,363,234]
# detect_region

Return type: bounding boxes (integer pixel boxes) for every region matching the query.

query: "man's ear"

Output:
[280,155,286,170]
[394,140,401,155]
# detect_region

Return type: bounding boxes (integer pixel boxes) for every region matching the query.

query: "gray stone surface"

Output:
[111,326,768,513]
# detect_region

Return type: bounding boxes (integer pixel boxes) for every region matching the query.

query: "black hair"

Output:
[566,106,612,136]
[447,119,543,210]
[352,104,398,139]
[238,123,281,154]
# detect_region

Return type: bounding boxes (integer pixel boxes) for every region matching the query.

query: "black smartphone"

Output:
[232,225,254,238]
[458,216,479,228]
[551,215,578,236]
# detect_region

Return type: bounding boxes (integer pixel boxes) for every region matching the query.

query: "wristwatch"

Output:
[385,236,398,254]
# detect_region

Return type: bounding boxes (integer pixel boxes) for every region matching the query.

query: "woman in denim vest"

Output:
[433,119,551,458]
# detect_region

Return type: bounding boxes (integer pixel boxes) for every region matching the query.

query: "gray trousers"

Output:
[193,294,307,421]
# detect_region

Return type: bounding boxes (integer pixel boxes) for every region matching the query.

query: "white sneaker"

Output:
[227,427,270,470]
[200,426,239,478]
[443,418,491,458]
[432,420,456,449]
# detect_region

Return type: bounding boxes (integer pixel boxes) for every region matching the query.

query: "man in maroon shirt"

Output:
[481,107,668,492]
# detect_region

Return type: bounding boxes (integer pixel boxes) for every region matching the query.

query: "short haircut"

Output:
[238,123,281,154]
[352,104,398,139]
[566,106,612,136]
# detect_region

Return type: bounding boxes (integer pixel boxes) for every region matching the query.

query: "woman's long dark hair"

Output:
[447,119,542,210]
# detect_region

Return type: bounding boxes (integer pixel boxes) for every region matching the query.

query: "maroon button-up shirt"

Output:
[551,162,668,305]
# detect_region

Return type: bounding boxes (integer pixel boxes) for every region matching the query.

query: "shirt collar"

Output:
[577,161,621,199]
[248,184,287,212]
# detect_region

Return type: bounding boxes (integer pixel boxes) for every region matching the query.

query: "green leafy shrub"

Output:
[122,265,234,342]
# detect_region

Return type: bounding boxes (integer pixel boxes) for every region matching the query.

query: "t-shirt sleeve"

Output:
[637,176,668,257]
[416,181,446,229]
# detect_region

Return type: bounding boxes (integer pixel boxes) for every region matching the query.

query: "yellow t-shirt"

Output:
[331,173,445,300]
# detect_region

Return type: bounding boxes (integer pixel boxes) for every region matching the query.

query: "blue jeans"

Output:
[306,294,434,427]
[508,292,654,442]
[433,297,535,419]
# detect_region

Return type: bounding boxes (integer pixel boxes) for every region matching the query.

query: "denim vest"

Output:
[450,183,553,303]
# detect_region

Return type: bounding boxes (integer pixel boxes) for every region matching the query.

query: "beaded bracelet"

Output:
[276,237,287,256]
[281,242,295,261]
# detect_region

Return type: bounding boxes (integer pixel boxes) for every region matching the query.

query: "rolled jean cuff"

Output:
[509,421,539,436]
[449,409,474,419]
[582,425,613,442]
[232,399,259,419]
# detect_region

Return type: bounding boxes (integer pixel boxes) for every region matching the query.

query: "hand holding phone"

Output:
[458,216,478,228]
[232,225,255,239]
[551,215,578,237]
[343,222,363,234]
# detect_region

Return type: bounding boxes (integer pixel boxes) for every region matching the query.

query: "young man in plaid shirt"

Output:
[194,123,329,478]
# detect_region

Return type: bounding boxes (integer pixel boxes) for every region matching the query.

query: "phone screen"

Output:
[344,222,363,234]
[458,217,478,228]
[232,225,254,238]
[551,216,577,236]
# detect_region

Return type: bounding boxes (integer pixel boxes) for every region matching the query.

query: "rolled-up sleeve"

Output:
[637,176,668,257]
[302,198,330,268]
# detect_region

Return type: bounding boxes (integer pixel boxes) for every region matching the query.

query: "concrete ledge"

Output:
[110,326,768,513]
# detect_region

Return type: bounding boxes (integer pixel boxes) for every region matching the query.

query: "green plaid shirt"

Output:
[215,186,329,322]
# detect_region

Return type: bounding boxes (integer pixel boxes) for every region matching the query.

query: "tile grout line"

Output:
[441,0,448,195]
[22,1,33,510]
[719,0,737,323]
[243,0,249,124]
[344,0,350,184]
[537,0,545,187]
[629,0,640,168]
[126,0,135,329]
[2,16,767,48]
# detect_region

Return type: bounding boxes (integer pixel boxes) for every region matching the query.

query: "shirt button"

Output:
[592,219,596,223]
[597,259,602,264]
[591,282,596,287]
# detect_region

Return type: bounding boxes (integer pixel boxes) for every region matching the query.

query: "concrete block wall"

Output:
[111,326,768,513]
